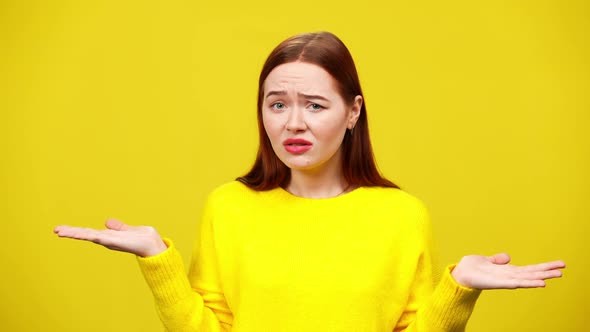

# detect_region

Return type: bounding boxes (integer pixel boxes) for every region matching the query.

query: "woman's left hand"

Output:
[451,253,565,289]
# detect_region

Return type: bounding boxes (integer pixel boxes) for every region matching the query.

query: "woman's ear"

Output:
[348,95,363,129]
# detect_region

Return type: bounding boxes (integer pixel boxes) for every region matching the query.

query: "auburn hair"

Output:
[237,31,399,190]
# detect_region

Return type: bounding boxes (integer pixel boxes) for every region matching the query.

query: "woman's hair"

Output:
[237,31,399,190]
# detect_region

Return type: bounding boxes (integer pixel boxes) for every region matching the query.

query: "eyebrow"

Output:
[265,90,329,102]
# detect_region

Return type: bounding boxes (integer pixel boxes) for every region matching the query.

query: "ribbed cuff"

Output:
[424,265,482,331]
[136,238,194,306]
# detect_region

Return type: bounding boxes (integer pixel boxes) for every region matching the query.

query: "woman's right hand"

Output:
[54,219,168,257]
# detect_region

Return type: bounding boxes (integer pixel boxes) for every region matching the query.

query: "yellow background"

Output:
[1,0,588,331]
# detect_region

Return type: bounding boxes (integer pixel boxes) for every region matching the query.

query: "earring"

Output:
[349,126,355,135]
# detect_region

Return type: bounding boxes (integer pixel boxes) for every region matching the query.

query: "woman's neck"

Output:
[286,160,350,199]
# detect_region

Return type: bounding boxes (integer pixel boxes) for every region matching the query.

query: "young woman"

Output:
[54,32,565,331]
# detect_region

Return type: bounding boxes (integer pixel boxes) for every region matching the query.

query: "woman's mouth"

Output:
[283,138,313,154]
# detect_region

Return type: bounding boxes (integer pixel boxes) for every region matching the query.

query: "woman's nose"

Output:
[285,107,307,132]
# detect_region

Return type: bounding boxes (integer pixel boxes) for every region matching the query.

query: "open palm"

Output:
[54,219,167,257]
[451,253,565,289]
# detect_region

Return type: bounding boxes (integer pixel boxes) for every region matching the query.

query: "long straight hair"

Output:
[237,32,399,190]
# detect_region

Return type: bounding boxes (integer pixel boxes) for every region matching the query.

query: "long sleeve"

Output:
[136,181,482,331]
[394,264,481,331]
[393,203,481,332]
[136,193,232,332]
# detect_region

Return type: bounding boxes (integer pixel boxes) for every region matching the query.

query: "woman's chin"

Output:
[281,159,317,172]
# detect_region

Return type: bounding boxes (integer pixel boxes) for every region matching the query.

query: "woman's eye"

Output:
[309,103,324,111]
[271,102,285,110]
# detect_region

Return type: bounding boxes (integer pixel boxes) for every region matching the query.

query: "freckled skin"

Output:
[262,62,360,173]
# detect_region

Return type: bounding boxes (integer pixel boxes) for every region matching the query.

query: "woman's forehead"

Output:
[264,62,338,95]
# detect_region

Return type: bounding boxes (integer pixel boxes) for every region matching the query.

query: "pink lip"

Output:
[283,138,313,154]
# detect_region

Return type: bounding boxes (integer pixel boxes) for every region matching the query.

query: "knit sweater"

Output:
[137,181,481,332]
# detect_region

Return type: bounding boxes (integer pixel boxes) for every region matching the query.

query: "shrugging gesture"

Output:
[53,31,567,332]
[55,219,565,290]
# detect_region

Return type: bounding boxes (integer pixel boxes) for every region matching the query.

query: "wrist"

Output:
[451,263,471,288]
[141,239,168,257]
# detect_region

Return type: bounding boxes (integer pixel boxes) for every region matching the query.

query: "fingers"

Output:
[486,272,556,290]
[54,225,103,243]
[54,219,129,240]
[517,268,563,281]
[519,260,566,272]
[488,254,566,273]
[105,219,129,231]
[511,279,546,289]
[496,262,564,290]
[55,225,123,248]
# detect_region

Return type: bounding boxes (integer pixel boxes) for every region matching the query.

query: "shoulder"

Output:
[359,186,429,214]
[198,181,256,219]
[357,187,432,232]
[206,180,255,204]
[209,180,251,195]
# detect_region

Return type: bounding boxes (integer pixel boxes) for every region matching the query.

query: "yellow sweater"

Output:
[137,181,481,332]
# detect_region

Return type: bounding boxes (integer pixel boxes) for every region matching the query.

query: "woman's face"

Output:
[262,61,361,173]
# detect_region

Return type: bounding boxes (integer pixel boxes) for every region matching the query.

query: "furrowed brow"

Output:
[298,93,329,102]
[265,90,287,99]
